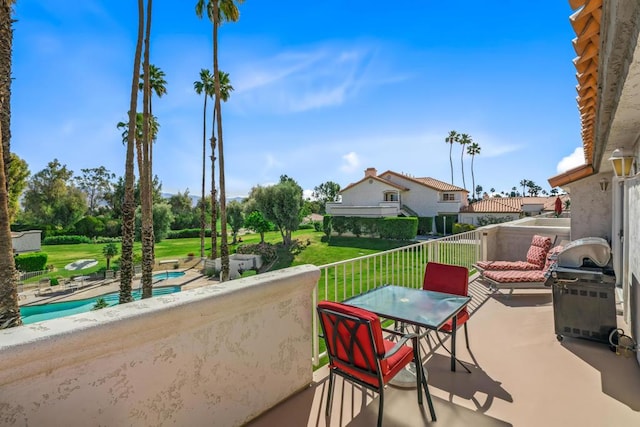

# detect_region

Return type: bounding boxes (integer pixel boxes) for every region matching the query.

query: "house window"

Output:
[442,193,456,201]
[384,192,398,202]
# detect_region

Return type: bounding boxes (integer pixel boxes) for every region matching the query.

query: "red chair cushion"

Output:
[526,235,553,268]
[438,308,470,333]
[483,269,547,283]
[475,260,541,271]
[423,262,469,296]
[318,301,414,387]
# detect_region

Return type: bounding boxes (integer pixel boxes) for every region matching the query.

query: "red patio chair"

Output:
[423,262,471,355]
[317,300,436,426]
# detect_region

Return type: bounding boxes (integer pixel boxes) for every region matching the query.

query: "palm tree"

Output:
[445,130,458,185]
[120,0,145,304]
[519,179,528,198]
[194,68,215,259]
[103,243,119,271]
[139,63,166,180]
[458,133,471,190]
[139,0,154,299]
[466,142,481,199]
[0,0,20,329]
[0,98,20,328]
[1,0,14,195]
[196,0,243,281]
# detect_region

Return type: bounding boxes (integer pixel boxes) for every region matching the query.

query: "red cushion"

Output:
[483,269,547,283]
[438,308,469,333]
[526,235,552,268]
[332,338,414,387]
[476,260,541,271]
[423,262,469,296]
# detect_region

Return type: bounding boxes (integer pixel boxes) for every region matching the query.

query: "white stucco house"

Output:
[326,167,468,218]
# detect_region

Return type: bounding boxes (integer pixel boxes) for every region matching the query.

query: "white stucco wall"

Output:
[624,174,639,365]
[340,179,394,206]
[11,230,42,253]
[380,174,466,216]
[0,265,320,427]
[569,173,613,241]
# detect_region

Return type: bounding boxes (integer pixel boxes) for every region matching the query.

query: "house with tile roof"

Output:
[458,195,570,225]
[325,167,468,219]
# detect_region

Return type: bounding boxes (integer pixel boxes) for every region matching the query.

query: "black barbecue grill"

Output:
[550,237,617,344]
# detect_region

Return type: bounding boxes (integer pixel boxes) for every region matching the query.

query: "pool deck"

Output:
[19,268,217,307]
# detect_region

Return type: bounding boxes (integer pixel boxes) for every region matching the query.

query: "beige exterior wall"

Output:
[11,230,42,253]
[568,173,613,241]
[0,265,320,427]
[383,174,465,215]
[340,179,393,206]
[624,172,640,365]
[479,220,570,262]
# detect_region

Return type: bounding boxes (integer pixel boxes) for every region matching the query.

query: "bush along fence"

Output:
[322,215,418,240]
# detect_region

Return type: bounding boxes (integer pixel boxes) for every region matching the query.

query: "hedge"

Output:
[166,228,213,239]
[322,215,417,240]
[43,235,92,245]
[15,252,48,272]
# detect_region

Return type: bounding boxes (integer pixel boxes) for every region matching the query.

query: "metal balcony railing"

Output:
[312,229,483,365]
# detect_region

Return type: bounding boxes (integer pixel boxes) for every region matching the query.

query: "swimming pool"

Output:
[20,286,181,325]
[152,271,186,281]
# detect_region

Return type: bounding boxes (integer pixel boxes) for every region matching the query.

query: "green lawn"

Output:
[29,230,416,283]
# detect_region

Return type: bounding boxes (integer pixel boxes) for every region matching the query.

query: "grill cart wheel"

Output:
[556,334,563,342]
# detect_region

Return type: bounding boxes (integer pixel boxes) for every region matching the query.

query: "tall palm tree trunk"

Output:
[449,144,454,184]
[120,0,145,304]
[212,0,229,281]
[0,95,20,328]
[470,156,476,200]
[199,95,207,259]
[140,0,154,299]
[0,0,12,194]
[210,119,217,261]
[460,147,466,190]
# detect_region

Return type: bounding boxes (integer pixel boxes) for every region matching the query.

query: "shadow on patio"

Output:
[248,278,640,426]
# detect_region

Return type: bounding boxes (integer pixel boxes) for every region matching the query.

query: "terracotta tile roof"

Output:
[460,196,570,214]
[376,170,468,193]
[549,0,602,188]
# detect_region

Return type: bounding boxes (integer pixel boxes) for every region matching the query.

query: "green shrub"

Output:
[313,221,322,232]
[434,215,458,235]
[43,235,92,245]
[298,223,315,230]
[236,242,277,264]
[453,223,476,234]
[417,217,433,235]
[92,298,109,310]
[378,217,418,240]
[49,277,59,286]
[14,252,48,272]
[94,236,122,244]
[167,228,212,239]
[322,215,333,238]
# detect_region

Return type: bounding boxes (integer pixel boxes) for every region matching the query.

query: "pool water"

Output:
[152,271,186,281]
[20,286,181,325]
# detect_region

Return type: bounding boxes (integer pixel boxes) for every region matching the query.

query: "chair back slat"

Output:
[423,262,469,296]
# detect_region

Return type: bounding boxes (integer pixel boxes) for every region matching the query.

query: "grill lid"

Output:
[556,237,611,268]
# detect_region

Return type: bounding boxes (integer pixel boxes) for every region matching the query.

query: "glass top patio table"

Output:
[343,285,471,330]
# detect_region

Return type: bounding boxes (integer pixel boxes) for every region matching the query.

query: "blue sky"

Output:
[11,1,583,198]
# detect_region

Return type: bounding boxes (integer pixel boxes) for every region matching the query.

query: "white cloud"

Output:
[229,42,395,114]
[556,147,585,173]
[341,152,361,173]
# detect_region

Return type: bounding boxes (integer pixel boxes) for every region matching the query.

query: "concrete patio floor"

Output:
[247,279,640,427]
